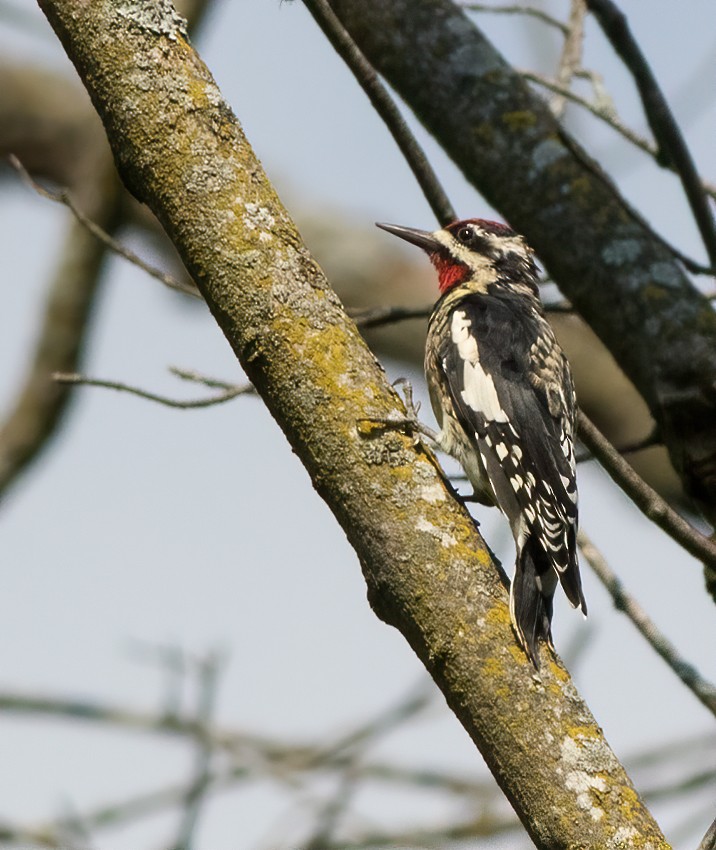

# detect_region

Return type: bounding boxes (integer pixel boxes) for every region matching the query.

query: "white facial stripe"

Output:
[433,225,529,269]
[433,229,489,270]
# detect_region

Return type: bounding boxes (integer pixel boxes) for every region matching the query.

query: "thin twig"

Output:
[317,680,433,761]
[9,154,200,299]
[316,812,520,849]
[578,529,716,718]
[301,0,456,226]
[459,2,570,35]
[349,298,572,329]
[549,0,587,118]
[171,651,224,850]
[543,299,574,313]
[349,305,432,328]
[628,731,716,772]
[577,410,716,567]
[304,769,360,850]
[642,769,716,804]
[169,366,241,391]
[585,0,716,271]
[523,77,716,273]
[53,372,253,409]
[524,72,650,148]
[576,426,661,464]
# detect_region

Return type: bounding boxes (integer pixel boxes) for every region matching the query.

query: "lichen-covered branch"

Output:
[35,1,670,847]
[328,0,716,522]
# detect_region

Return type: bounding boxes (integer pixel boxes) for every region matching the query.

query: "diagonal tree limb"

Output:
[578,411,716,567]
[578,529,716,718]
[301,0,455,226]
[35,2,670,847]
[584,0,716,273]
[326,0,716,522]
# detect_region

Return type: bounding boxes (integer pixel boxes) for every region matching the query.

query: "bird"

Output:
[376,218,586,666]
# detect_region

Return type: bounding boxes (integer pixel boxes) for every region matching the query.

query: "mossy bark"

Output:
[38,1,670,847]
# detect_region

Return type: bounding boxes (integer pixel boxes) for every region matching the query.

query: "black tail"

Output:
[510,536,556,668]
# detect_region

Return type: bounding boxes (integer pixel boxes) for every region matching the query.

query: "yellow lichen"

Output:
[501,110,537,130]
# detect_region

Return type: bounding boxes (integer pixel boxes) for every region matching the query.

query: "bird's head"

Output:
[376,218,537,295]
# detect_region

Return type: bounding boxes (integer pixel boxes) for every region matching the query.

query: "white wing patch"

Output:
[450,310,508,423]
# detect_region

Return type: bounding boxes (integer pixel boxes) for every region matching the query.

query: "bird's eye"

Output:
[457,226,473,244]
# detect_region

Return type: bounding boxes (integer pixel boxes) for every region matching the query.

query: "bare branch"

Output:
[0,146,122,499]
[549,0,587,118]
[171,651,224,850]
[522,74,716,275]
[522,72,657,159]
[301,0,455,226]
[349,298,573,330]
[318,680,433,761]
[576,425,662,464]
[578,411,716,567]
[53,372,253,409]
[459,2,570,35]
[303,769,360,850]
[9,154,200,299]
[585,0,716,271]
[578,529,716,718]
[349,304,431,328]
[317,811,520,849]
[169,366,242,391]
[0,1,212,502]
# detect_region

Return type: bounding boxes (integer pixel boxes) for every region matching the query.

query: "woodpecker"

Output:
[376,218,586,666]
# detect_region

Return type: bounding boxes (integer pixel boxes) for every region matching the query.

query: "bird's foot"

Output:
[357,378,439,449]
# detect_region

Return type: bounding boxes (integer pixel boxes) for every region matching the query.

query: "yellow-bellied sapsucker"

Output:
[377,218,586,666]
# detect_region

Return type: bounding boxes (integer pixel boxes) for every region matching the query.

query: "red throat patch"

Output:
[431,254,469,293]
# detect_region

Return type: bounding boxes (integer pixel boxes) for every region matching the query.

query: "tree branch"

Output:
[460,2,569,35]
[578,529,716,717]
[585,0,716,272]
[522,71,716,203]
[0,0,210,501]
[0,139,123,498]
[36,1,670,846]
[577,411,716,567]
[53,372,252,409]
[301,0,455,226]
[9,154,199,298]
[170,651,223,850]
[327,0,716,521]
[549,0,586,119]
